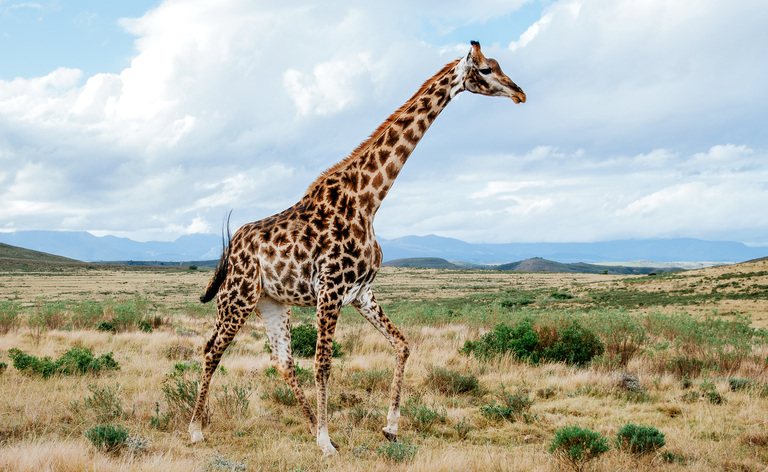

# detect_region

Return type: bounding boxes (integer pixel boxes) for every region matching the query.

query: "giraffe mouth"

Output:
[511,92,526,104]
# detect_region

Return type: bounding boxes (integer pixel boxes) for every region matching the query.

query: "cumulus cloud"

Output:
[0,0,766,246]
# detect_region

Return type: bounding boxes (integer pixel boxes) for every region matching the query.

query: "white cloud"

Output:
[0,0,766,246]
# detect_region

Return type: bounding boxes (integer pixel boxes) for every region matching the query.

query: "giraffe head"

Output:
[458,41,526,103]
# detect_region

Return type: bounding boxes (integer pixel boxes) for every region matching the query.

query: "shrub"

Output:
[453,417,472,439]
[589,310,646,367]
[0,301,21,334]
[203,452,247,471]
[667,355,704,379]
[263,323,343,358]
[402,397,447,433]
[480,388,536,423]
[616,424,665,454]
[96,321,116,333]
[0,362,7,374]
[543,323,604,366]
[69,300,104,330]
[549,425,610,472]
[70,384,125,423]
[461,320,604,366]
[425,366,482,396]
[214,382,253,419]
[261,385,297,406]
[8,347,119,378]
[460,320,540,362]
[347,404,383,427]
[351,367,391,393]
[153,376,203,429]
[377,438,418,462]
[85,423,129,453]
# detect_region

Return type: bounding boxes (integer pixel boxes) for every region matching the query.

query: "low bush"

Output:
[0,300,21,334]
[69,384,125,423]
[460,320,540,362]
[377,438,418,462]
[424,366,482,396]
[263,323,343,358]
[152,376,203,430]
[543,323,604,366]
[402,397,447,433]
[85,423,129,453]
[549,425,610,472]
[480,388,536,423]
[461,320,604,366]
[350,367,391,393]
[616,423,665,454]
[8,346,119,378]
[214,382,253,419]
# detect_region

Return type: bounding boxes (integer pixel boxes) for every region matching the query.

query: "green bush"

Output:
[96,320,116,333]
[70,384,125,423]
[262,386,296,406]
[350,367,391,393]
[8,346,119,378]
[424,366,481,396]
[402,397,447,433]
[616,424,665,454]
[549,425,610,472]
[0,361,7,374]
[214,382,253,419]
[377,438,418,462]
[461,320,603,366]
[460,320,540,362]
[263,323,343,358]
[480,388,536,423]
[0,301,21,334]
[85,423,129,453]
[543,323,605,366]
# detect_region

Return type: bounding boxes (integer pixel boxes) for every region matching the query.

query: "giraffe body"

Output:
[188,42,525,455]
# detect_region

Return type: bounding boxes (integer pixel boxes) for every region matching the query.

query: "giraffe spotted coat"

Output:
[188,41,526,455]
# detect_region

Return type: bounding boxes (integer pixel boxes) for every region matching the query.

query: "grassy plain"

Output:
[1,260,768,471]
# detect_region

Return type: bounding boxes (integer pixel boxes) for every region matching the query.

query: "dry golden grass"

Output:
[1,262,768,471]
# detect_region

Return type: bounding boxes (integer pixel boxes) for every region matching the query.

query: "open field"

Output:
[1,260,768,471]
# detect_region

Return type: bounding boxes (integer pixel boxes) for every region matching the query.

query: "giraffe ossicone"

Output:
[188,41,525,456]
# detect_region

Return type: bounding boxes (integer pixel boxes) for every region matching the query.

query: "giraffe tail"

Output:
[200,212,233,304]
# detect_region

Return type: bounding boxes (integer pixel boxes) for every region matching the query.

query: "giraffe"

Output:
[188,41,526,455]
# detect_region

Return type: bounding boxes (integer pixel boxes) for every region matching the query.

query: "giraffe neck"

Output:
[304,57,467,218]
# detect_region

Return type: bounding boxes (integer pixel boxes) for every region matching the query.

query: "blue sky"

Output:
[1,0,767,248]
[0,1,160,79]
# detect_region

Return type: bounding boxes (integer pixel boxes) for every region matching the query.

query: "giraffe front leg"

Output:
[353,289,409,443]
[314,298,341,456]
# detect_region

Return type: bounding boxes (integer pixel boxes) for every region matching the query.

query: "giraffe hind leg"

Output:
[189,277,259,443]
[259,298,320,437]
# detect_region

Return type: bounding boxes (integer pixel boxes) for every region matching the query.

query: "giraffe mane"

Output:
[304,59,461,194]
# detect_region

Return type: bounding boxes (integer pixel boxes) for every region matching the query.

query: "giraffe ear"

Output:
[469,41,485,62]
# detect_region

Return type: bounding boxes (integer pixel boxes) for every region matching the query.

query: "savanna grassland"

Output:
[1,258,768,471]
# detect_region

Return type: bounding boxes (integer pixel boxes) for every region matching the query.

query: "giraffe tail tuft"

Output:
[200,212,233,303]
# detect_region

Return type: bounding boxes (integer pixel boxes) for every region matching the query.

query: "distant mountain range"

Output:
[0,231,764,265]
[382,256,681,274]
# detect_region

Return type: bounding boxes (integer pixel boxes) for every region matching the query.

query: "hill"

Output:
[382,257,462,269]
[0,242,85,270]
[494,257,682,274]
[0,230,764,265]
[383,256,682,274]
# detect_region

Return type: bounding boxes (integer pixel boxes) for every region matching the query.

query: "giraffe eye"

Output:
[479,67,492,75]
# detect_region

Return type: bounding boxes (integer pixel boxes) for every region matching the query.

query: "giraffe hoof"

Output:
[190,430,205,443]
[189,421,205,443]
[382,428,398,443]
